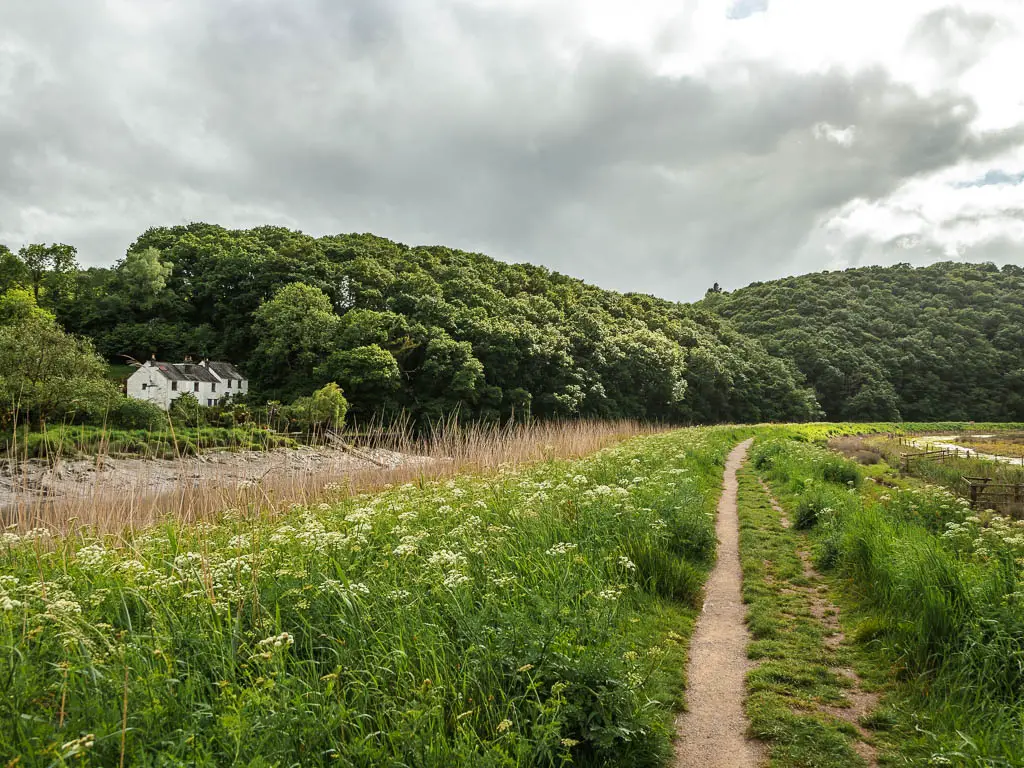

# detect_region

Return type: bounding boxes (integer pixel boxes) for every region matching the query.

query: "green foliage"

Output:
[0,313,119,428]
[707,261,1024,421]
[760,432,1024,763]
[44,224,821,425]
[0,427,738,766]
[0,245,29,293]
[118,246,172,306]
[169,392,203,427]
[0,288,54,325]
[110,396,167,430]
[2,424,296,459]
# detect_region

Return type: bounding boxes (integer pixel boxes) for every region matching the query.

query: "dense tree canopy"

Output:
[2,224,820,425]
[15,225,1018,425]
[703,262,1024,421]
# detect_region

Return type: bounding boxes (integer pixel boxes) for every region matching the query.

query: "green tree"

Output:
[0,314,117,427]
[17,243,78,304]
[0,288,54,325]
[314,344,400,419]
[251,283,342,400]
[288,383,349,433]
[0,245,29,293]
[119,246,173,306]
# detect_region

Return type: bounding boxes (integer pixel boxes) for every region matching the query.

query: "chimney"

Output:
[185,355,193,363]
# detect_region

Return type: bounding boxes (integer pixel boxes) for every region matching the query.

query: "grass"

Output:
[758,433,1024,766]
[738,455,881,767]
[5,419,1024,766]
[2,423,297,460]
[0,426,751,767]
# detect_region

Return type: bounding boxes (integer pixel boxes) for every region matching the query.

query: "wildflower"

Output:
[618,556,637,571]
[496,719,512,733]
[61,733,95,758]
[517,663,534,672]
[546,542,577,557]
[442,572,470,589]
[560,738,580,748]
[257,632,294,650]
[75,544,107,568]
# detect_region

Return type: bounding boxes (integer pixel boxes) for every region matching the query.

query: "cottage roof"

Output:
[202,361,245,381]
[149,361,219,383]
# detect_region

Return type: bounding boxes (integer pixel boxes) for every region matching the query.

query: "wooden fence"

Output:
[962,476,1024,515]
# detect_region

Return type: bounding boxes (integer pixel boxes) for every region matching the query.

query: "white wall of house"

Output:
[127,366,180,411]
[126,361,248,411]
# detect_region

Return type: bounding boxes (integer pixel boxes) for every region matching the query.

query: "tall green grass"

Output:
[0,427,745,766]
[2,423,296,460]
[757,436,1024,765]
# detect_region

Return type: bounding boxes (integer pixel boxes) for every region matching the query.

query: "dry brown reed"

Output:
[2,418,662,538]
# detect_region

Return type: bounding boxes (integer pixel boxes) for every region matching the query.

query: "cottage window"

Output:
[171,381,178,391]
[211,383,217,392]
[227,380,232,389]
[194,382,199,392]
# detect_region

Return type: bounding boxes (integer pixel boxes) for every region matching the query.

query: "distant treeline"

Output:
[703,262,1024,421]
[3,227,1021,426]
[1,226,819,426]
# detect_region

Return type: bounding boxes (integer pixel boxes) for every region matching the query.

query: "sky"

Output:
[2,0,1023,301]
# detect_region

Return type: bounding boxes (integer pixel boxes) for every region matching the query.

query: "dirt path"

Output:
[906,435,1024,466]
[674,438,764,768]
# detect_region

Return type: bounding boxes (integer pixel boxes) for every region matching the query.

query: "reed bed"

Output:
[2,418,661,537]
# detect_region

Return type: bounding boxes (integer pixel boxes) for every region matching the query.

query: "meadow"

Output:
[3,420,1024,767]
[755,436,1024,765]
[0,426,750,766]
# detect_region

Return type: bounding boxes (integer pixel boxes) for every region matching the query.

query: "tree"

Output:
[0,288,54,325]
[17,243,78,304]
[119,246,172,306]
[313,344,400,419]
[250,282,342,400]
[0,245,29,293]
[0,314,117,428]
[288,382,349,433]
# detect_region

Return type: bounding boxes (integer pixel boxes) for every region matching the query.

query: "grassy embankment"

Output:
[1,425,750,766]
[753,432,1024,766]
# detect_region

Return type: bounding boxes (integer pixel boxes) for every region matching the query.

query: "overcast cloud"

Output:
[2,0,1023,300]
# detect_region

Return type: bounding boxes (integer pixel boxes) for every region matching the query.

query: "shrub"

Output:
[794,486,845,530]
[818,456,862,487]
[110,397,167,430]
[169,393,203,427]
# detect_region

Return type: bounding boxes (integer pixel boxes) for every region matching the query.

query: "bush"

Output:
[110,397,167,430]
[794,486,846,530]
[818,456,862,487]
[169,393,204,427]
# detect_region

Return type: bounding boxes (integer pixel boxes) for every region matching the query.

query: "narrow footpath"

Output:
[673,438,764,768]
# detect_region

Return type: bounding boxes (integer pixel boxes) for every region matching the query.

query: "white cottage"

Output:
[127,358,249,410]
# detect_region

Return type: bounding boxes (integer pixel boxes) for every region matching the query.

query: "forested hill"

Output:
[702,262,1024,421]
[13,224,819,424]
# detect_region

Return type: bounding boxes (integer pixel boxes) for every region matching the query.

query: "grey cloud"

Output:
[907,6,1008,76]
[1,0,1024,301]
